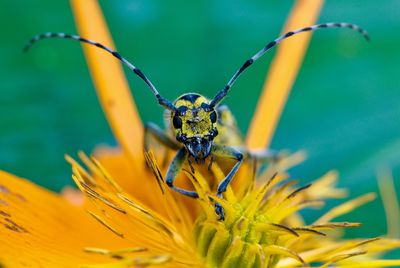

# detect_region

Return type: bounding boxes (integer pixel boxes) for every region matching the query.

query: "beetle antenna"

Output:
[24,32,176,111]
[210,22,369,107]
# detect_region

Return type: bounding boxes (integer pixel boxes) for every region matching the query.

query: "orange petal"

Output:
[91,146,156,207]
[0,171,130,266]
[246,0,324,149]
[61,185,85,206]
[70,0,144,168]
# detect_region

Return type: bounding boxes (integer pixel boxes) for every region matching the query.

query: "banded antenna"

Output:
[24,32,176,111]
[210,22,369,107]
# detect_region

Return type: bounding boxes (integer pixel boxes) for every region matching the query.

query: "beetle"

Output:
[25,22,369,220]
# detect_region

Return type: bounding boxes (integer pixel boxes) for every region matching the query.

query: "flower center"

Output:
[193,205,302,268]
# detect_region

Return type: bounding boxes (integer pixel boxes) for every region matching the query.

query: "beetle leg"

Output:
[144,122,181,167]
[166,148,199,198]
[211,144,243,220]
[187,156,195,174]
[144,122,181,151]
[207,155,214,171]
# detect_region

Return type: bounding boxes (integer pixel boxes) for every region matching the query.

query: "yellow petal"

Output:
[315,193,376,224]
[0,171,130,267]
[246,0,324,149]
[70,0,144,169]
[377,169,400,238]
[341,260,400,267]
[319,250,367,268]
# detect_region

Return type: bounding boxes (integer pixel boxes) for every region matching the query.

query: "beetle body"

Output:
[25,22,369,220]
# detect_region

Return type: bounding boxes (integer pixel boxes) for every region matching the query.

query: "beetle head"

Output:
[172,93,218,160]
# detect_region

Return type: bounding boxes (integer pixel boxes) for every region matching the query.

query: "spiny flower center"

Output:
[193,199,306,268]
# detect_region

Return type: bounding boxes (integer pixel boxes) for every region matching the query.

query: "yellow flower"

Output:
[1,0,399,267]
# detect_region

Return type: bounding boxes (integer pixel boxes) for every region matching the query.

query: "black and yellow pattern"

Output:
[25,22,369,220]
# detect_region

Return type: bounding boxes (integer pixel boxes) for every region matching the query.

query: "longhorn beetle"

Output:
[25,22,369,220]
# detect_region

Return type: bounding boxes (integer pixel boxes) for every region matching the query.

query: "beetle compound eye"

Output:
[177,106,188,116]
[173,116,183,129]
[210,111,217,123]
[200,102,211,112]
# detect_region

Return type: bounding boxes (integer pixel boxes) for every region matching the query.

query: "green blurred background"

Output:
[1,0,399,256]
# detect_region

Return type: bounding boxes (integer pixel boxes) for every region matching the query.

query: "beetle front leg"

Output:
[144,122,181,167]
[144,122,181,151]
[211,144,243,220]
[166,148,199,198]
